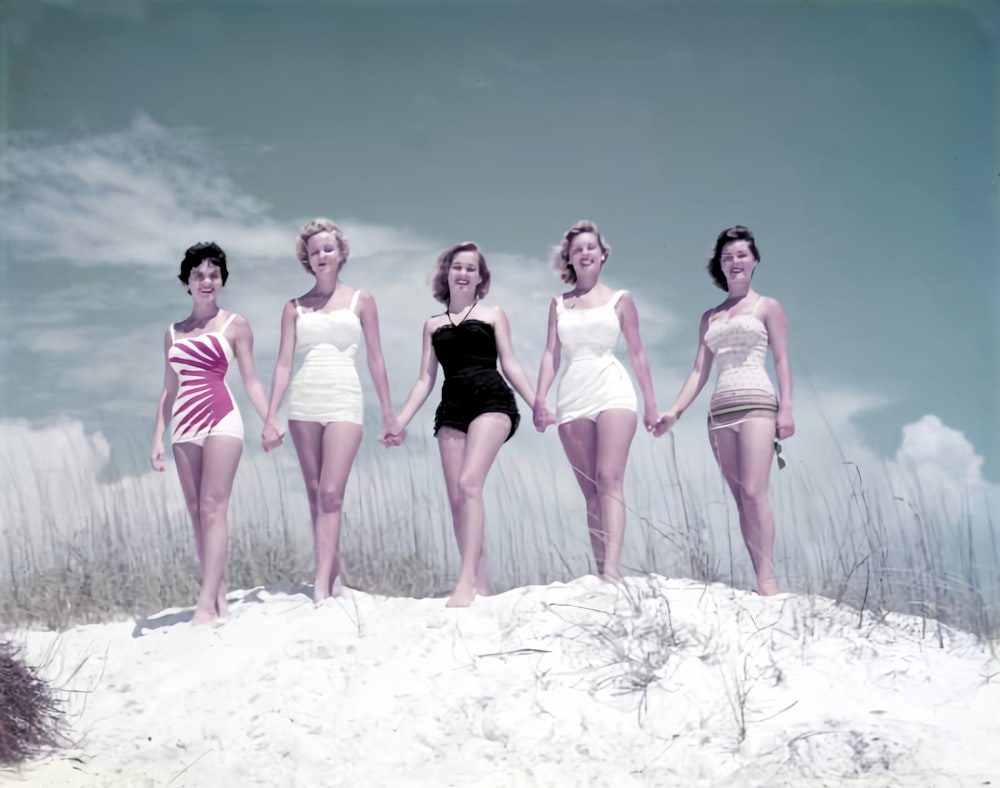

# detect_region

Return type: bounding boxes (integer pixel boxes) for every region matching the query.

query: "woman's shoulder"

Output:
[223,310,251,333]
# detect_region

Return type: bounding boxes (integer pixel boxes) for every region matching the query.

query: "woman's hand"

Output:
[533,401,556,433]
[643,405,660,435]
[261,422,285,452]
[380,415,407,447]
[776,407,795,440]
[150,440,166,472]
[652,410,679,437]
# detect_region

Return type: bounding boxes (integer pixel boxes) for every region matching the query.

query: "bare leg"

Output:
[190,436,242,625]
[593,409,638,582]
[708,418,779,595]
[173,443,208,613]
[438,431,490,596]
[315,422,363,600]
[289,420,363,603]
[173,442,204,564]
[736,417,779,595]
[438,414,510,607]
[558,419,602,576]
[289,421,324,599]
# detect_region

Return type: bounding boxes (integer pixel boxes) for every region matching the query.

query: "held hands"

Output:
[651,410,679,437]
[532,401,556,433]
[150,440,166,472]
[261,422,285,452]
[776,407,795,440]
[643,406,660,435]
[380,415,407,448]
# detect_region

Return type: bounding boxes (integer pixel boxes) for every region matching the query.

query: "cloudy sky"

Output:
[1,0,997,590]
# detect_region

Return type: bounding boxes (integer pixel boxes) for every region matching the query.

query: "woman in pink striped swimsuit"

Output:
[150,242,274,626]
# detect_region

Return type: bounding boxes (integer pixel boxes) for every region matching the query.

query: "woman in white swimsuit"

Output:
[150,242,272,626]
[653,226,795,596]
[261,219,397,603]
[533,220,660,582]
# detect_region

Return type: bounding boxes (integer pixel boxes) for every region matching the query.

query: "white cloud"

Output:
[894,414,985,485]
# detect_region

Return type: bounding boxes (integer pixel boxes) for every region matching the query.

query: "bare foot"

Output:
[601,567,623,584]
[757,575,779,596]
[445,582,477,608]
[216,583,229,618]
[331,574,345,598]
[191,604,218,627]
[475,579,491,597]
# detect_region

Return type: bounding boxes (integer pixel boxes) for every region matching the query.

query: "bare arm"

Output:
[392,319,439,432]
[230,314,270,422]
[654,310,715,435]
[616,292,659,431]
[532,298,561,430]
[490,307,536,407]
[263,301,298,436]
[150,329,178,471]
[763,297,795,439]
[357,290,396,434]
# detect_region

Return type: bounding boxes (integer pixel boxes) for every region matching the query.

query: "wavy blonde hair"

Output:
[553,219,611,284]
[295,218,351,273]
[430,242,491,305]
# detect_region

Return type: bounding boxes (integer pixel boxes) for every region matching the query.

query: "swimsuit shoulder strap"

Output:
[349,289,362,314]
[220,312,239,333]
[608,290,628,309]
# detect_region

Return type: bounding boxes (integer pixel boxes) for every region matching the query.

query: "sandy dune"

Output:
[3,576,998,787]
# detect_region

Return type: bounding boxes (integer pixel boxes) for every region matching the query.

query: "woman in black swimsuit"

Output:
[389,242,537,607]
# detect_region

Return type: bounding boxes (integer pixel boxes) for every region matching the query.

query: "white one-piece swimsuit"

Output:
[555,289,638,424]
[287,289,364,425]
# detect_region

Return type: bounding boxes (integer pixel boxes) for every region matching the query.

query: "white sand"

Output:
[3,576,998,787]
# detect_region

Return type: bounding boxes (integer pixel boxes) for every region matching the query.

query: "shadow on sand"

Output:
[130,580,314,637]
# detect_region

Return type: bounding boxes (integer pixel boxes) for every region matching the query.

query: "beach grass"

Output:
[1,434,997,643]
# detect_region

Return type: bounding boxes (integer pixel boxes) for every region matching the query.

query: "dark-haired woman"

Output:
[150,242,273,625]
[653,226,794,596]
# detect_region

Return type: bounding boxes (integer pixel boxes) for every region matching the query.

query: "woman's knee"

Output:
[737,483,771,511]
[456,473,485,502]
[317,486,345,514]
[198,492,230,521]
[595,466,625,496]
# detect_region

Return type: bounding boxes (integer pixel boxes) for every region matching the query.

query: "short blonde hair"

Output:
[431,242,491,304]
[553,219,611,284]
[295,218,351,273]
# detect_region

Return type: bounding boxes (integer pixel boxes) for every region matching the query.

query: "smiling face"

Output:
[567,231,605,277]
[719,240,758,287]
[186,260,224,301]
[306,231,344,274]
[447,250,482,301]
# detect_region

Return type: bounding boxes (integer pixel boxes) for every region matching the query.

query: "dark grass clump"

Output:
[0,641,64,766]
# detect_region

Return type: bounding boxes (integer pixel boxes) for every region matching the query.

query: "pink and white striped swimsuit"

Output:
[168,313,244,446]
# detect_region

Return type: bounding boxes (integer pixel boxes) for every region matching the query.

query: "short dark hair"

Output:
[178,242,229,291]
[431,242,491,304]
[707,226,759,291]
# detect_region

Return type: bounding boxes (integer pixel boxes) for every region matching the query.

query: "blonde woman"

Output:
[533,220,659,582]
[262,219,397,603]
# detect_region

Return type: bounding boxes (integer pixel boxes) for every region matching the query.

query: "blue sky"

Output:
[3,0,997,472]
[1,0,998,592]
